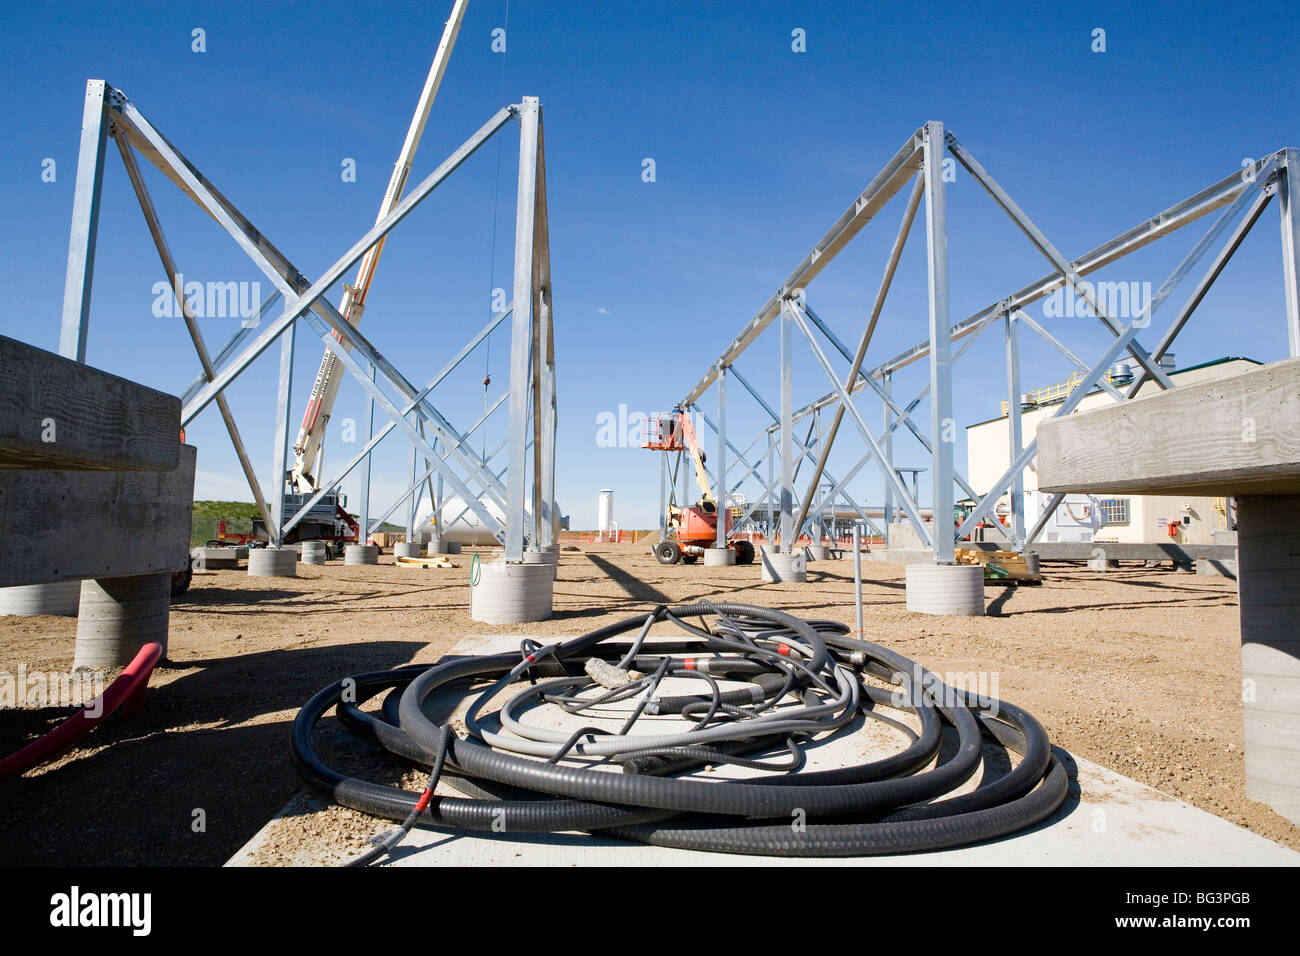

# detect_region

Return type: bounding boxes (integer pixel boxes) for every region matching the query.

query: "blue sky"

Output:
[4,1,1298,530]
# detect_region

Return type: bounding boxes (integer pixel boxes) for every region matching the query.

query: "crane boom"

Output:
[289,0,468,492]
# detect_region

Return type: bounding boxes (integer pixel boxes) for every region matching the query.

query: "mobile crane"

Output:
[643,407,756,566]
[288,2,467,510]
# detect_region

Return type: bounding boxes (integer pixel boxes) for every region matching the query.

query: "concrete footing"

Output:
[805,545,829,561]
[0,581,81,617]
[905,563,985,616]
[1238,495,1300,825]
[74,573,170,668]
[703,547,735,567]
[191,547,243,570]
[300,541,328,565]
[248,547,297,578]
[394,542,421,559]
[760,550,806,583]
[470,560,554,624]
[345,544,379,566]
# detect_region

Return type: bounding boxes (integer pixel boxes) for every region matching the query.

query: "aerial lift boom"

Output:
[289,0,468,493]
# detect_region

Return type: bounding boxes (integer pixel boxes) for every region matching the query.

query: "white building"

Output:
[965,357,1256,546]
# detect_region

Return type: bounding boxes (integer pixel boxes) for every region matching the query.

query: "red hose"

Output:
[0,641,162,778]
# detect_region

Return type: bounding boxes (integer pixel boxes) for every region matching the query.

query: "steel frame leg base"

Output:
[470,560,553,624]
[905,563,985,616]
[760,550,807,583]
[704,547,736,567]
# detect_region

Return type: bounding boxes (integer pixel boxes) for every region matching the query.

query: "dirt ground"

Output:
[1,543,1295,865]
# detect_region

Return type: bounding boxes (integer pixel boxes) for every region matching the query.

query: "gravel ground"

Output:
[1,543,1294,865]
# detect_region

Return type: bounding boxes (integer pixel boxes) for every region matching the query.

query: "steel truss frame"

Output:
[668,122,1299,560]
[58,80,557,560]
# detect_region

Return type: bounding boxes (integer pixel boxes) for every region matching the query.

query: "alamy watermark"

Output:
[152,276,262,327]
[1042,279,1152,325]
[1,664,107,717]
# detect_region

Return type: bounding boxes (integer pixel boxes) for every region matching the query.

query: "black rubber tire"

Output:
[204,539,220,548]
[170,565,193,596]
[681,554,698,565]
[654,541,682,565]
[732,540,755,565]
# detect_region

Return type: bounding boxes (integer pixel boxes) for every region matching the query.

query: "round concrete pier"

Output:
[249,547,297,578]
[0,581,81,617]
[1238,495,1300,824]
[704,547,736,567]
[806,545,829,561]
[1023,553,1041,577]
[345,544,380,566]
[470,560,554,624]
[394,542,421,559]
[300,541,328,565]
[74,573,170,669]
[905,563,985,616]
[760,550,806,583]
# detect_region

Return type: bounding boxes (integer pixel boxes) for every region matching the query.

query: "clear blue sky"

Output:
[3,1,1297,530]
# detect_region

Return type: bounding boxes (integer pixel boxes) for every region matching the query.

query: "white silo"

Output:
[597,489,615,534]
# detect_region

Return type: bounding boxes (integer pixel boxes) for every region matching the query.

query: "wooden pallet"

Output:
[395,555,458,569]
[956,548,1042,584]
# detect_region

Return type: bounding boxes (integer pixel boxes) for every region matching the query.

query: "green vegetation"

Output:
[191,500,404,533]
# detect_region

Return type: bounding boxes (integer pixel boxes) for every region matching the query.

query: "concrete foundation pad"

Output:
[905,563,985,616]
[228,632,1300,868]
[192,547,244,570]
[703,547,735,566]
[470,560,554,624]
[0,581,81,616]
[345,544,380,566]
[805,545,829,561]
[394,542,421,559]
[248,547,296,578]
[300,541,328,566]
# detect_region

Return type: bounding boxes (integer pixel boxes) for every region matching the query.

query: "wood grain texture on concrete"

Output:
[0,334,180,473]
[0,445,195,586]
[1037,356,1300,496]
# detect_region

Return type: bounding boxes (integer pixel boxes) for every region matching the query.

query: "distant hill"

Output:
[191,500,403,532]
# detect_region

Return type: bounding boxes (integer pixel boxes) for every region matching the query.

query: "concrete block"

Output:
[1038,357,1300,497]
[0,334,180,473]
[703,547,736,566]
[905,564,985,616]
[74,573,170,668]
[248,547,296,578]
[0,445,196,587]
[394,542,421,559]
[191,547,242,570]
[470,560,553,624]
[0,581,81,616]
[805,545,829,561]
[1196,557,1237,579]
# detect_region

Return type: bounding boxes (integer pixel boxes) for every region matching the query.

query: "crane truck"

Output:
[643,407,756,566]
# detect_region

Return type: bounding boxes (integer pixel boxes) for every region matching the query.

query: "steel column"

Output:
[59,80,110,362]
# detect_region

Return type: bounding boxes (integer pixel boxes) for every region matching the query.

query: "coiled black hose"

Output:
[291,602,1068,859]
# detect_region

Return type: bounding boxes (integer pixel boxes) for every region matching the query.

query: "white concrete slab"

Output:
[229,632,1300,867]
